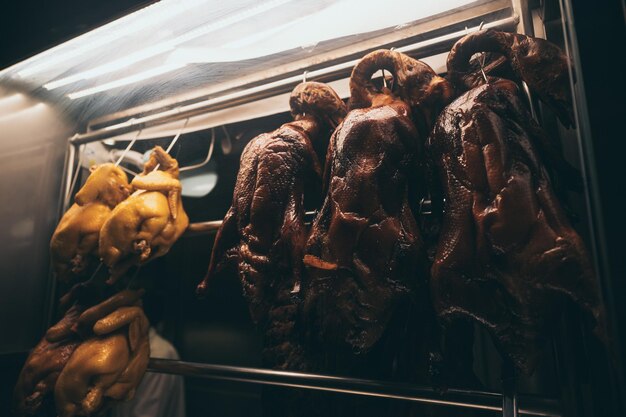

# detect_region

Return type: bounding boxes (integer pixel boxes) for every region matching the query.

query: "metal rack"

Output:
[148,359,559,417]
[51,4,572,417]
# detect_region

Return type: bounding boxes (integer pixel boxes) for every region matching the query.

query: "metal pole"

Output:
[147,358,559,416]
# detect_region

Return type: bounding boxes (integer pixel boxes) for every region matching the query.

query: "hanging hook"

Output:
[465,23,488,84]
[115,129,143,167]
[180,128,216,172]
[302,70,308,83]
[152,117,190,172]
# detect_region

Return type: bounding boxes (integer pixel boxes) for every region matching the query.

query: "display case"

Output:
[1,0,623,416]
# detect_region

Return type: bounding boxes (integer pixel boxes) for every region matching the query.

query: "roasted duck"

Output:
[100,146,189,283]
[13,289,144,417]
[428,77,605,373]
[50,164,130,282]
[302,50,452,358]
[197,82,346,368]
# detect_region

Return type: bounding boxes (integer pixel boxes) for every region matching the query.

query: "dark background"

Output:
[0,0,156,70]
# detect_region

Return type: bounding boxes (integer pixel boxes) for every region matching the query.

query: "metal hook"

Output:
[115,129,143,167]
[152,117,190,172]
[466,22,488,84]
[180,128,216,172]
[302,70,308,83]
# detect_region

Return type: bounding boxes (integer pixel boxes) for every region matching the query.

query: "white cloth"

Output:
[110,328,186,417]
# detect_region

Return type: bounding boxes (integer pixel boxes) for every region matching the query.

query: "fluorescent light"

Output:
[44,43,176,90]
[17,0,209,78]
[170,0,294,46]
[68,63,185,99]
[44,0,294,90]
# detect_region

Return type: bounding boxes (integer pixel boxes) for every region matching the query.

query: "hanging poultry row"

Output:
[14,149,189,417]
[14,29,606,417]
[197,28,607,413]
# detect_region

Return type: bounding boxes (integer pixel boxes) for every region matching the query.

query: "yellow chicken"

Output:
[54,305,150,417]
[50,164,130,282]
[99,146,189,283]
[13,288,144,417]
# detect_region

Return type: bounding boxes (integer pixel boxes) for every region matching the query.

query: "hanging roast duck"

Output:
[197,82,346,372]
[428,29,606,373]
[302,50,453,367]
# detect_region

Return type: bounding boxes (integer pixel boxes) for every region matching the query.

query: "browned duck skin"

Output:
[446,29,575,127]
[13,289,143,417]
[428,79,606,373]
[196,82,346,370]
[303,50,451,357]
[50,164,130,283]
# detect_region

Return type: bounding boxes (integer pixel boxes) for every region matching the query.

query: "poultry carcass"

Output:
[55,305,150,417]
[446,29,574,127]
[50,164,130,282]
[302,50,453,368]
[13,289,144,417]
[427,76,606,373]
[197,82,346,370]
[100,146,189,283]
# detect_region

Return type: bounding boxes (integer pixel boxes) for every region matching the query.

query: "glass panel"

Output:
[0,0,491,123]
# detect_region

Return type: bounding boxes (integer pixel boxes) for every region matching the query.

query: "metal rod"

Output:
[183,211,318,237]
[147,358,560,416]
[68,16,518,146]
[502,361,519,417]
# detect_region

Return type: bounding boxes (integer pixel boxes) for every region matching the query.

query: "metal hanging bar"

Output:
[67,16,518,147]
[147,358,560,416]
[183,211,317,237]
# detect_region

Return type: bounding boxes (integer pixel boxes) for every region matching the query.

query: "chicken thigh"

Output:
[50,164,130,282]
[100,146,189,282]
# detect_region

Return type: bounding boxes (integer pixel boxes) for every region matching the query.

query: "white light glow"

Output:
[44,43,176,90]
[0,94,25,107]
[0,103,47,124]
[170,0,477,64]
[68,63,185,99]
[44,0,293,92]
[17,0,209,78]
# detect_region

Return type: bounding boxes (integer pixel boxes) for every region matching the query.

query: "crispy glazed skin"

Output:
[55,306,150,417]
[303,50,452,354]
[446,29,574,127]
[13,289,144,417]
[99,146,189,283]
[197,83,346,359]
[428,79,605,373]
[50,164,130,282]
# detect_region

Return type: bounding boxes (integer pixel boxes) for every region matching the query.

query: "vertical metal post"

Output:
[502,361,518,417]
[510,0,535,36]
